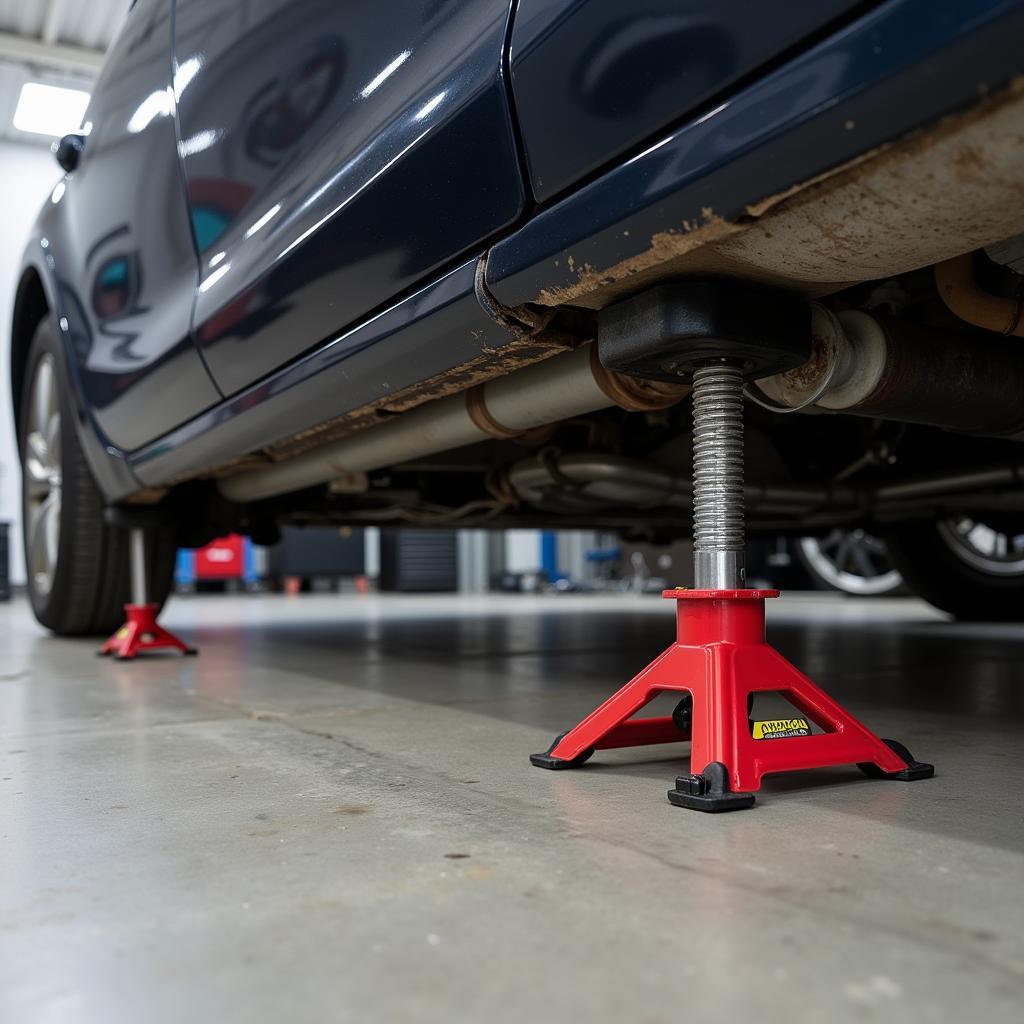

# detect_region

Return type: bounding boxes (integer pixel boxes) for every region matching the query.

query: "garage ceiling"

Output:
[0,0,128,144]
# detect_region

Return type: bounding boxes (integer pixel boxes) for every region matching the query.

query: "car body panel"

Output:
[173,0,525,397]
[128,257,528,489]
[41,0,220,453]
[508,0,870,203]
[485,0,1024,310]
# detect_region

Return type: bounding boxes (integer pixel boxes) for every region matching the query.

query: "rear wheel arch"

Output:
[10,267,51,435]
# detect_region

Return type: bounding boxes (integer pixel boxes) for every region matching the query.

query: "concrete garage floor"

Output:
[1,591,1022,1022]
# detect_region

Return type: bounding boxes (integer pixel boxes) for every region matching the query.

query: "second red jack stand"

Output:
[98,527,196,661]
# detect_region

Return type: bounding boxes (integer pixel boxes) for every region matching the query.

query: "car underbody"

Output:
[178,84,1024,559]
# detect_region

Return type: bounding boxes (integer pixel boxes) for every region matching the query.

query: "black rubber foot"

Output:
[858,738,934,781]
[530,731,596,770]
[105,647,198,661]
[667,761,756,812]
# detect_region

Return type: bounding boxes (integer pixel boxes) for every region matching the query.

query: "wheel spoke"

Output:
[43,491,61,574]
[25,431,52,483]
[833,534,854,572]
[28,495,49,570]
[851,544,875,578]
[45,411,61,471]
[864,535,888,555]
[32,357,54,438]
[819,529,842,556]
[29,491,61,584]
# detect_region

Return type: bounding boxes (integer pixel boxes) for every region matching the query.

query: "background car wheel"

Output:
[885,517,1024,620]
[19,317,176,636]
[795,529,904,596]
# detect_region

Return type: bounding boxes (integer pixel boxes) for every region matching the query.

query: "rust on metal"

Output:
[465,384,522,439]
[530,79,1024,312]
[588,343,689,411]
[192,332,573,481]
[935,252,1024,337]
[537,209,740,308]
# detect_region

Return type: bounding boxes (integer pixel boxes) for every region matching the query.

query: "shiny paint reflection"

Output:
[509,0,866,201]
[32,0,219,451]
[173,0,524,396]
[128,258,520,488]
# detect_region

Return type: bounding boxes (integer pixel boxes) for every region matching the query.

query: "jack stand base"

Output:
[667,762,756,812]
[529,731,595,770]
[858,738,935,781]
[531,589,933,808]
[98,604,197,661]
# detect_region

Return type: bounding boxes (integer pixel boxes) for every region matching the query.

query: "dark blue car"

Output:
[12,0,1024,631]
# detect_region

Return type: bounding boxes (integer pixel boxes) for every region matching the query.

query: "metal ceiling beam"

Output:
[42,0,65,46]
[0,31,103,76]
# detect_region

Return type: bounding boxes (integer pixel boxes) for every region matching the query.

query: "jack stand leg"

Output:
[530,335,934,810]
[98,527,196,660]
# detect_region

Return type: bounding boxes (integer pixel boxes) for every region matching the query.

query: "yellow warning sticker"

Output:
[752,718,811,740]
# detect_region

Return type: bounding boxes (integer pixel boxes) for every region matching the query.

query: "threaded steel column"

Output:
[692,361,745,589]
[129,527,148,606]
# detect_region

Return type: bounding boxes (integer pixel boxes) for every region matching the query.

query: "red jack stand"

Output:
[531,588,933,810]
[97,527,196,661]
[532,283,933,809]
[99,603,196,660]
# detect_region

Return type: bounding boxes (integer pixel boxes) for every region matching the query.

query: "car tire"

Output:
[19,317,176,636]
[885,518,1024,621]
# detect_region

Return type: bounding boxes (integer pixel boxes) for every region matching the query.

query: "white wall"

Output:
[504,529,541,573]
[0,140,62,584]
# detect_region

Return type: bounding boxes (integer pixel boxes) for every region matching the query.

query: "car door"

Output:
[51,0,220,452]
[508,0,877,201]
[173,0,525,397]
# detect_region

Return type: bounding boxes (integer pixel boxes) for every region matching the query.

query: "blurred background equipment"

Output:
[0,519,9,601]
[267,526,365,592]
[379,529,458,593]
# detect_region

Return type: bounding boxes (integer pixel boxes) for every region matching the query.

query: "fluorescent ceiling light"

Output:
[413,91,446,122]
[127,87,172,133]
[177,128,221,157]
[173,55,203,100]
[360,51,410,98]
[13,82,90,137]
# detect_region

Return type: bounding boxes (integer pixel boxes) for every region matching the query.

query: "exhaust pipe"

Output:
[753,304,1024,439]
[219,344,686,502]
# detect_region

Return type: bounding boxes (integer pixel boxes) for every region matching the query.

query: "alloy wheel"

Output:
[798,529,903,596]
[23,353,62,597]
[936,518,1024,576]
